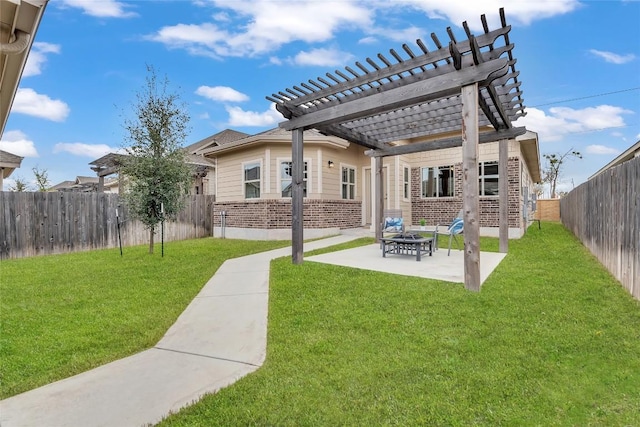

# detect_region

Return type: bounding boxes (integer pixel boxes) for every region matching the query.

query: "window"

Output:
[421,166,454,198]
[479,161,499,196]
[244,162,261,199]
[281,161,308,197]
[341,166,356,199]
[403,166,410,199]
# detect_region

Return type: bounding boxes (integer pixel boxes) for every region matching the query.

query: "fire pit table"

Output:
[381,233,433,261]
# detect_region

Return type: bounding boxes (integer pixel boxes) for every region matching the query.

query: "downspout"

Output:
[0,29,31,55]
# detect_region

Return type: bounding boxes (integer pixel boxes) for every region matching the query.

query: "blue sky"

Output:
[2,0,639,194]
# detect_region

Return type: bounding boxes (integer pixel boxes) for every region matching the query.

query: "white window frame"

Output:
[479,161,499,196]
[421,165,454,198]
[341,164,357,200]
[242,159,262,199]
[277,158,311,198]
[402,165,410,200]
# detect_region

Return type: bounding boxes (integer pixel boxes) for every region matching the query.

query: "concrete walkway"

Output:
[0,235,359,427]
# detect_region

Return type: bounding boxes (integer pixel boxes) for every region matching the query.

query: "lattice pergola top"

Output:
[267,8,526,154]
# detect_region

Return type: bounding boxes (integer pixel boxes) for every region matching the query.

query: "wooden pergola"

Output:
[266,9,527,291]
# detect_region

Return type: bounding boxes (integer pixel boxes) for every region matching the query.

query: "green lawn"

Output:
[158,223,640,426]
[0,238,289,398]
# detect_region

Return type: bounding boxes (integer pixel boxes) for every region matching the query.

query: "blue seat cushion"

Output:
[384,217,403,232]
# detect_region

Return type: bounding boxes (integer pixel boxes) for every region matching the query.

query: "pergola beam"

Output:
[270,26,511,109]
[280,58,509,131]
[365,127,527,157]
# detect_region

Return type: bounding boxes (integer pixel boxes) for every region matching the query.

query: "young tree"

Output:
[542,148,582,198]
[9,176,30,192]
[120,66,193,254]
[32,166,50,191]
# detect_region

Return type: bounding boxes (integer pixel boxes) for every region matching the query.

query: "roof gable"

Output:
[186,129,250,154]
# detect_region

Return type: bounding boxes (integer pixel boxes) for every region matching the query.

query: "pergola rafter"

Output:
[267,8,526,291]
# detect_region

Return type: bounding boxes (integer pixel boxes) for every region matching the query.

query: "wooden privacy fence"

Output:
[535,199,560,222]
[0,192,214,259]
[560,157,639,300]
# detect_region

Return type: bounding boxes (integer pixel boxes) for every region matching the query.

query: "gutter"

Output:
[0,29,31,55]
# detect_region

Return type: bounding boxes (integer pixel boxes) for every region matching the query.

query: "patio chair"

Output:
[434,210,464,256]
[381,209,404,238]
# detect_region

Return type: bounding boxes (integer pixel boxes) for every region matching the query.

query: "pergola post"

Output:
[499,138,509,253]
[291,128,304,264]
[461,83,481,292]
[374,156,383,242]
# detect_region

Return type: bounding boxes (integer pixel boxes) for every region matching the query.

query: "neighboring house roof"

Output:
[88,150,216,182]
[89,152,127,177]
[186,153,216,168]
[49,176,99,192]
[76,176,99,185]
[186,129,250,155]
[199,127,350,156]
[589,140,640,180]
[0,148,24,179]
[1,0,49,137]
[48,180,76,191]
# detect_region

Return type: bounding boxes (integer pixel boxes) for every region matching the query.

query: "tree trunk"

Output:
[149,226,154,254]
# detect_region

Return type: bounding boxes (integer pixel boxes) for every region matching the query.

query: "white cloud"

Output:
[358,36,378,45]
[213,12,231,22]
[53,143,118,158]
[226,103,282,127]
[515,105,633,142]
[23,42,61,77]
[390,0,580,30]
[585,145,621,155]
[589,49,636,64]
[60,0,136,18]
[146,23,230,59]
[293,48,355,67]
[0,130,38,157]
[12,88,70,122]
[369,25,425,43]
[195,86,249,102]
[148,0,372,57]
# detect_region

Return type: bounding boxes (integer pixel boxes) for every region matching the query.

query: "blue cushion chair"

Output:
[434,213,464,256]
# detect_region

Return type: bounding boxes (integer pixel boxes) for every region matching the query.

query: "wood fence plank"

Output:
[0,193,214,259]
[561,157,639,300]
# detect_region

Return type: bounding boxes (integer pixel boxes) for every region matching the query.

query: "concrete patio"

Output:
[307,243,506,285]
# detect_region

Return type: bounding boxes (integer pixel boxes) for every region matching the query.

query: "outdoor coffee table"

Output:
[381,233,433,261]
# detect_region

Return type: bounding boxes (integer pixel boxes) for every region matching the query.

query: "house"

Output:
[88,149,217,196]
[0,149,23,189]
[49,175,101,192]
[1,0,48,136]
[589,139,640,180]
[183,129,249,195]
[189,127,541,240]
[1,0,48,188]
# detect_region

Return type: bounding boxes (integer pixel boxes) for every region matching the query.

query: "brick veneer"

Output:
[411,158,521,228]
[213,199,362,229]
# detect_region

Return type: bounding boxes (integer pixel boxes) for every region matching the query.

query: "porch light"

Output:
[328,160,334,168]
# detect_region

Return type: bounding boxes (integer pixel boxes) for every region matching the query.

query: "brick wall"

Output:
[213,199,362,229]
[410,158,521,227]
